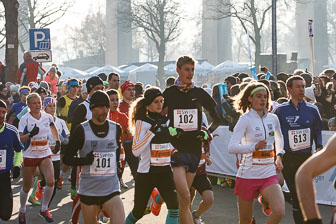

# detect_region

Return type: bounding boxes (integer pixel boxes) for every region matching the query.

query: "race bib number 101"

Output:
[173,109,198,131]
[89,152,116,176]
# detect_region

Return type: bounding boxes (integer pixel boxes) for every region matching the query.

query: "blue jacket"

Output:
[273,101,322,153]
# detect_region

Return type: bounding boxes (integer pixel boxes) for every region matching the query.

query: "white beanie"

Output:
[304,84,316,103]
[81,84,87,94]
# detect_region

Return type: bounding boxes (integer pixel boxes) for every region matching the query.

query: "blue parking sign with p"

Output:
[29,28,51,50]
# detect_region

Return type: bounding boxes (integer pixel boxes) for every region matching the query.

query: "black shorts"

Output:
[171,151,200,173]
[192,173,212,194]
[79,191,120,208]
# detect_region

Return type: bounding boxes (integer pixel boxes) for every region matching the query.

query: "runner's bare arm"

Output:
[295,135,336,221]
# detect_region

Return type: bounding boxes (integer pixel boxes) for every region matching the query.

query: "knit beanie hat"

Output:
[120,80,135,94]
[89,90,110,109]
[143,87,162,105]
[86,76,103,94]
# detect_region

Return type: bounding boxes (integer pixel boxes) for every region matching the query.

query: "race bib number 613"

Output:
[288,128,310,151]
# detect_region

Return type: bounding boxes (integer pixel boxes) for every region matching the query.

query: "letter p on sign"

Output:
[29,28,51,50]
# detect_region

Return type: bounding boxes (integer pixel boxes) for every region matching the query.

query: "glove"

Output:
[82,151,94,165]
[150,123,162,134]
[168,127,184,138]
[170,150,180,165]
[196,129,213,142]
[52,141,61,154]
[12,166,21,179]
[28,124,39,138]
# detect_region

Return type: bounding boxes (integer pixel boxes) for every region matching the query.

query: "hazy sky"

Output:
[48,0,202,64]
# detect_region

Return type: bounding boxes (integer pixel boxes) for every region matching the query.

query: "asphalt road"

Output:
[1,167,334,224]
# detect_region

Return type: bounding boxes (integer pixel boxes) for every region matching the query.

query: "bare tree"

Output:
[68,11,106,57]
[208,0,272,72]
[118,0,183,87]
[1,0,19,83]
[17,0,74,52]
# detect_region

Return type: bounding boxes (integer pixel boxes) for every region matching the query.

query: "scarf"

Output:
[175,78,195,93]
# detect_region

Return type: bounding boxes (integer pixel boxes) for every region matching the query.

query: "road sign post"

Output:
[29,28,52,62]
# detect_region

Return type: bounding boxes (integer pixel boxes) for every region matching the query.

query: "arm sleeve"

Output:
[274,116,285,155]
[70,104,87,134]
[132,120,155,157]
[116,124,122,167]
[62,125,85,166]
[13,128,24,152]
[58,97,66,110]
[313,108,323,146]
[228,116,256,154]
[67,100,78,123]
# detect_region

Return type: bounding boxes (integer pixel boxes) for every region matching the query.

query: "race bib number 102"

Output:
[173,109,198,131]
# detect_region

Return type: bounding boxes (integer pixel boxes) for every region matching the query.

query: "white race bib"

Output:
[252,144,274,165]
[173,109,198,131]
[89,152,116,176]
[31,136,49,153]
[150,143,171,166]
[288,128,310,151]
[0,150,6,170]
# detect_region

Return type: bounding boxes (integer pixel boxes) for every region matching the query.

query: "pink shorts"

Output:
[234,175,279,201]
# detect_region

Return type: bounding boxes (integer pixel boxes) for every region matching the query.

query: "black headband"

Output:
[144,90,163,106]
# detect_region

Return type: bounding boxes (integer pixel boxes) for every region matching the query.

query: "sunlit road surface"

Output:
[2,167,333,224]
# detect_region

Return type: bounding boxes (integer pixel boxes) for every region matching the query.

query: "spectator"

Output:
[328,117,336,131]
[17,51,45,85]
[108,72,120,90]
[165,76,176,88]
[322,69,335,79]
[224,76,237,94]
[135,82,144,99]
[238,73,249,83]
[44,67,59,96]
[97,72,107,81]
[276,72,289,83]
[300,73,313,87]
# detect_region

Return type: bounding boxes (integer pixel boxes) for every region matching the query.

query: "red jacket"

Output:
[17,57,45,85]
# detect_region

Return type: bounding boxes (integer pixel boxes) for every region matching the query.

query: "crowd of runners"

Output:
[0,51,335,224]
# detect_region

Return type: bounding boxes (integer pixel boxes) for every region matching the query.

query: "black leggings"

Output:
[0,171,13,221]
[282,151,311,224]
[40,160,60,207]
[132,171,178,220]
[123,141,139,179]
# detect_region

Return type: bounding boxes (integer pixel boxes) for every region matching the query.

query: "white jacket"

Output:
[228,108,284,179]
[132,120,174,173]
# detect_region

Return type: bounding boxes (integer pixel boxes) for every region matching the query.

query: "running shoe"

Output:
[192,211,204,224]
[70,188,77,200]
[28,195,41,206]
[57,177,64,189]
[144,206,151,215]
[35,180,44,200]
[150,188,162,216]
[258,195,272,216]
[18,212,26,224]
[120,179,128,189]
[39,209,54,223]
